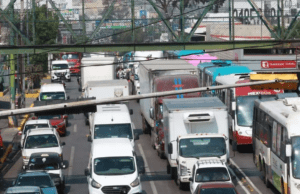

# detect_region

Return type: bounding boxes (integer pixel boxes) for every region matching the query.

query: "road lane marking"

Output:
[228,167,251,194]
[138,144,158,194]
[74,124,77,133]
[230,159,262,194]
[68,146,75,176]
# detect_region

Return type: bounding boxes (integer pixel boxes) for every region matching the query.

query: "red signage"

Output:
[261,60,297,69]
[236,86,283,96]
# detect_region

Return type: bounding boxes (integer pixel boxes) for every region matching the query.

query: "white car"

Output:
[85,138,143,194]
[51,60,71,82]
[189,159,233,193]
[21,128,65,166]
[19,119,52,147]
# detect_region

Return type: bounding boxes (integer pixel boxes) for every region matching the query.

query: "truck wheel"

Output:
[167,164,170,174]
[178,180,185,190]
[171,167,177,180]
[142,116,149,134]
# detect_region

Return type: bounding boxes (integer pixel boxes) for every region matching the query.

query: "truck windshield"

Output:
[179,138,225,158]
[52,64,69,70]
[40,92,65,101]
[94,157,135,175]
[94,124,133,139]
[292,136,300,179]
[24,124,50,134]
[236,95,276,127]
[25,135,58,149]
[195,167,230,182]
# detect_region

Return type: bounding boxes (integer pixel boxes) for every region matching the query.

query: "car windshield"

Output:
[52,64,68,70]
[236,95,276,127]
[195,167,230,182]
[179,138,226,158]
[28,157,60,170]
[38,115,61,120]
[94,124,133,139]
[200,188,237,194]
[61,54,79,59]
[16,175,54,188]
[25,135,58,149]
[94,157,135,175]
[40,92,65,101]
[292,136,300,179]
[24,124,49,134]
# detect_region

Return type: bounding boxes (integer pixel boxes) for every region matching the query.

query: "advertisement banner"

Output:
[261,60,297,69]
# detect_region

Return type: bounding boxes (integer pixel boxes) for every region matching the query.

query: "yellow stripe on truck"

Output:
[250,74,298,81]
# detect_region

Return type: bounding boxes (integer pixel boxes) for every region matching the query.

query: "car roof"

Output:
[40,84,65,93]
[92,138,133,158]
[51,60,69,64]
[5,186,41,193]
[25,119,49,125]
[27,128,56,135]
[199,182,235,189]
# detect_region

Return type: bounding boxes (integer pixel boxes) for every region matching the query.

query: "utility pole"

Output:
[82,0,86,43]
[277,0,281,37]
[229,0,232,40]
[10,3,15,110]
[21,0,25,107]
[32,0,36,44]
[232,0,235,41]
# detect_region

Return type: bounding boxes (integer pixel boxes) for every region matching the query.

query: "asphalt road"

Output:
[0,79,281,194]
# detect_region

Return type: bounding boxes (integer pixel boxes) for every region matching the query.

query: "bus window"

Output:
[276,124,282,156]
[272,121,278,152]
[280,128,288,159]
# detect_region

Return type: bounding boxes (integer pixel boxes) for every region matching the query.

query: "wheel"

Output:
[178,180,185,190]
[167,164,170,174]
[85,118,89,126]
[51,79,54,83]
[171,167,177,180]
[263,163,270,188]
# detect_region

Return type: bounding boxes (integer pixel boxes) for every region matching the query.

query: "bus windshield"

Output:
[179,138,226,158]
[236,95,276,127]
[292,137,300,179]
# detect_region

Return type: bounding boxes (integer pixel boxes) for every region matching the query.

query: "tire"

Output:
[142,116,149,134]
[171,167,177,180]
[68,79,71,82]
[263,163,270,188]
[85,118,89,126]
[167,164,170,174]
[51,79,54,83]
[178,180,185,190]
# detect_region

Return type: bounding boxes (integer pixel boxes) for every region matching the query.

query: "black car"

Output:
[26,152,66,193]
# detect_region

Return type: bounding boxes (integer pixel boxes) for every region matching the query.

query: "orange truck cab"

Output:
[59,52,82,75]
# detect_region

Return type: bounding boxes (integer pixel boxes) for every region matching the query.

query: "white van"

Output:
[88,104,138,147]
[51,60,71,82]
[85,138,142,194]
[38,84,68,101]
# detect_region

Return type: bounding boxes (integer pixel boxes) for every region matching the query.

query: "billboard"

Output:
[261,60,297,69]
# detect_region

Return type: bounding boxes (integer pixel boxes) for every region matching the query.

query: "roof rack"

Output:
[197,159,224,166]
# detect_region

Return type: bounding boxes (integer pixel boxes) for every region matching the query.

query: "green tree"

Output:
[26,5,59,72]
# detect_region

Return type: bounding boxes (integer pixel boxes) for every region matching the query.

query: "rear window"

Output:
[195,167,230,182]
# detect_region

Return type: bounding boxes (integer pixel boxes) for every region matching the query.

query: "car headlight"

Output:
[130,177,140,187]
[180,164,188,176]
[91,179,101,189]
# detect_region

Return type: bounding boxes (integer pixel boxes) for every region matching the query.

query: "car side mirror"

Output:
[84,168,90,176]
[61,142,66,146]
[87,135,92,142]
[189,177,193,182]
[130,109,133,115]
[168,143,173,154]
[286,144,292,157]
[134,133,139,141]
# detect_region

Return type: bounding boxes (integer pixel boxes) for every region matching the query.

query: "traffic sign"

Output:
[261,60,297,68]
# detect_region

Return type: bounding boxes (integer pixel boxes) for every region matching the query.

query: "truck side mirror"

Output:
[84,168,90,176]
[149,107,154,119]
[232,141,237,152]
[286,144,292,157]
[168,143,173,154]
[87,135,92,142]
[134,133,139,141]
[231,101,236,111]
[189,177,193,182]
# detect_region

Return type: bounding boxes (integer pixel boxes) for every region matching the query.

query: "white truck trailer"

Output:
[83,79,129,127]
[138,59,198,134]
[163,97,229,189]
[79,55,117,91]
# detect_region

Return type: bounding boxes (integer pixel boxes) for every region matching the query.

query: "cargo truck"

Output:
[79,55,117,91]
[138,59,201,149]
[83,79,129,127]
[163,97,229,189]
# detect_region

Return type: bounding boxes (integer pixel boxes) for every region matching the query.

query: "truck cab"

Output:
[51,60,71,82]
[60,52,82,75]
